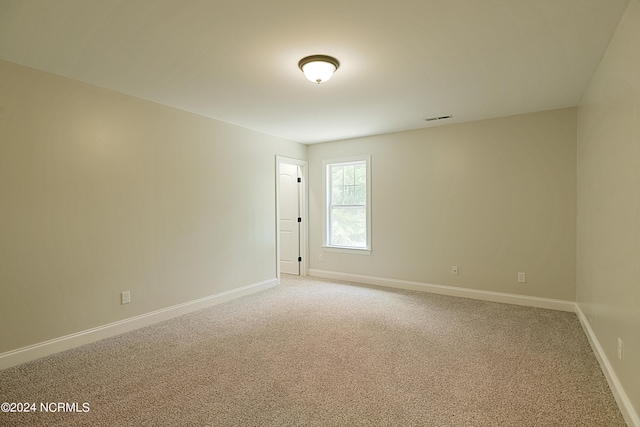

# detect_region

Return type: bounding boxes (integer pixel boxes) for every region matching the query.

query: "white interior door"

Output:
[279,163,301,275]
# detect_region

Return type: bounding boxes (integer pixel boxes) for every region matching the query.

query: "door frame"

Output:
[275,156,308,282]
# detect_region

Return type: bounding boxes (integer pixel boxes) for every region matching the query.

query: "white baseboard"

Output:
[0,278,278,371]
[308,269,576,312]
[576,305,640,427]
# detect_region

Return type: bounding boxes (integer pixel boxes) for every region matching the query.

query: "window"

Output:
[323,156,371,253]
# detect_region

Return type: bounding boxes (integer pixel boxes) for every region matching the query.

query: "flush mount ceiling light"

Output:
[298,55,340,84]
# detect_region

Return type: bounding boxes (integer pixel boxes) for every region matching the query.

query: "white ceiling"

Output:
[0,0,630,144]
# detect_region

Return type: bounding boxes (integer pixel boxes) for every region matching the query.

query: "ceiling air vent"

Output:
[424,115,453,122]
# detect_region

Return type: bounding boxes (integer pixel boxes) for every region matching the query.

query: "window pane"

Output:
[331,186,344,205]
[355,164,366,185]
[344,165,355,185]
[355,185,366,205]
[330,207,366,247]
[343,185,355,205]
[331,166,343,187]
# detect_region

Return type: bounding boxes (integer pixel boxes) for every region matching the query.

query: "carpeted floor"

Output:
[0,275,626,426]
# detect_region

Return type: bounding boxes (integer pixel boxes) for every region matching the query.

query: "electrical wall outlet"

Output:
[121,291,131,305]
[452,266,458,275]
[319,253,323,262]
[518,272,526,283]
[618,338,623,361]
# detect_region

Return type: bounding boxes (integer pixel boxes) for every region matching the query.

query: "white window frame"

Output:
[322,155,371,255]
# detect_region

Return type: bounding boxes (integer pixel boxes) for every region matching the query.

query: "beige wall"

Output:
[308,108,577,301]
[0,60,306,353]
[577,0,640,416]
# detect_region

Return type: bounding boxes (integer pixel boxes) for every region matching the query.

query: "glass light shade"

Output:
[298,55,340,84]
[301,61,336,84]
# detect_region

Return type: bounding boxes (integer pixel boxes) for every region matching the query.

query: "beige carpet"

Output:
[0,275,626,426]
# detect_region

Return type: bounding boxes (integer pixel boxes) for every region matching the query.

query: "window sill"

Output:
[322,245,371,255]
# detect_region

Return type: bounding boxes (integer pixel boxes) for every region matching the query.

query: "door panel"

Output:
[279,163,300,275]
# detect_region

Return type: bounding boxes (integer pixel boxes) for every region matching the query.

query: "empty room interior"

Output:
[0,0,639,426]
